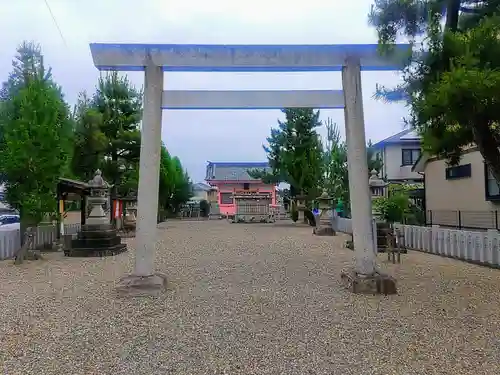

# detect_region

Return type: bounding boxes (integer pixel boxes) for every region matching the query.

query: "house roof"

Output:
[371,129,421,149]
[58,178,91,196]
[206,161,270,182]
[193,182,213,191]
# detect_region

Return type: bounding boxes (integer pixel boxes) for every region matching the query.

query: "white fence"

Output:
[272,207,290,221]
[332,217,500,268]
[334,217,353,234]
[394,224,500,267]
[0,224,81,260]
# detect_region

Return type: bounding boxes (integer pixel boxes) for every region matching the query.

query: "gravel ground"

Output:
[1,220,500,375]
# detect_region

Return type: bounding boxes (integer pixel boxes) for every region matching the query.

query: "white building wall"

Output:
[378,144,423,181]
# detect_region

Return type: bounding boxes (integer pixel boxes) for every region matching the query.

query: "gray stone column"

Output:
[341,57,376,276]
[134,58,163,277]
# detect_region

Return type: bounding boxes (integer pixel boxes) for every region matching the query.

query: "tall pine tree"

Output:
[72,72,142,187]
[250,108,324,201]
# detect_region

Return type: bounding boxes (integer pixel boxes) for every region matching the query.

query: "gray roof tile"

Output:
[206,162,270,181]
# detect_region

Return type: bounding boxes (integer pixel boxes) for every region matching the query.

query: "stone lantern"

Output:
[368,169,387,198]
[295,194,307,223]
[86,169,111,225]
[313,190,336,236]
[368,169,391,252]
[65,170,127,257]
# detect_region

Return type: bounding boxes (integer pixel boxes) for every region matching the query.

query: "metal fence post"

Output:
[457,210,462,229]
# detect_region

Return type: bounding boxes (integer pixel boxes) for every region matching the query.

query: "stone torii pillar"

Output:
[340,57,397,294]
[342,57,376,275]
[116,57,167,296]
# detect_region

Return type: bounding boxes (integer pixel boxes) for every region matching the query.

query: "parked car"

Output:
[0,214,20,230]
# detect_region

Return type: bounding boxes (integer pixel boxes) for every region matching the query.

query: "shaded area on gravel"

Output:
[1,220,499,375]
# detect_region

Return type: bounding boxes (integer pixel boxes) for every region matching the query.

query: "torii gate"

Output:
[89,43,410,296]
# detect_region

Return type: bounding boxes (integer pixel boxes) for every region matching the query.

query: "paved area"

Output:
[1,220,499,374]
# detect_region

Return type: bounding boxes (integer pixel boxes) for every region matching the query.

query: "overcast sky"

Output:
[1,0,409,182]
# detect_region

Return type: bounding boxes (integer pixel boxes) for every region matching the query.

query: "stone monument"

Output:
[313,190,336,236]
[295,194,307,224]
[65,170,127,257]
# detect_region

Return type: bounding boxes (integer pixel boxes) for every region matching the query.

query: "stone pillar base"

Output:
[116,273,167,297]
[340,269,397,295]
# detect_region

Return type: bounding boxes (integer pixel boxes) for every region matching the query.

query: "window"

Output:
[243,183,250,190]
[220,192,233,205]
[401,149,421,166]
[445,164,471,180]
[485,164,500,200]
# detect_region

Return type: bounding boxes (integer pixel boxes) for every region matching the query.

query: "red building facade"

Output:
[205,162,277,215]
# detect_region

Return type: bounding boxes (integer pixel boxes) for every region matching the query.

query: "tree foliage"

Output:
[0,41,50,101]
[159,144,193,213]
[92,72,142,185]
[322,119,384,212]
[169,156,193,211]
[72,72,142,185]
[366,140,384,174]
[373,185,411,223]
[71,92,107,181]
[249,108,324,201]
[0,41,193,226]
[369,0,500,181]
[323,119,349,205]
[0,42,73,224]
[71,73,192,211]
[373,184,424,224]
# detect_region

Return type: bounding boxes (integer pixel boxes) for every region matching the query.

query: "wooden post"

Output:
[59,199,65,237]
[80,195,86,226]
[56,185,61,240]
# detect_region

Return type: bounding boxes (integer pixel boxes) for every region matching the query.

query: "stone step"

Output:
[64,243,127,257]
[77,230,119,239]
[71,236,122,249]
[82,223,114,232]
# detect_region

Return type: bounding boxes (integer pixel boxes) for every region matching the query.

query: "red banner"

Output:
[112,200,123,219]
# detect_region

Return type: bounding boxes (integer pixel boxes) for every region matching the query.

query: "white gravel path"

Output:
[1,220,500,374]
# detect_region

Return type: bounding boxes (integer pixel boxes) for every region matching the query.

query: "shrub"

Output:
[291,209,299,222]
[199,200,210,217]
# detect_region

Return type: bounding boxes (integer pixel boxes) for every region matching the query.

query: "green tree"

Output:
[71,92,106,181]
[116,162,139,197]
[0,42,73,228]
[72,72,142,188]
[323,119,349,205]
[366,140,384,174]
[170,156,193,212]
[373,184,424,224]
[369,0,500,181]
[322,119,384,212]
[158,144,193,214]
[250,108,324,202]
[0,41,48,101]
[373,185,410,223]
[159,144,175,210]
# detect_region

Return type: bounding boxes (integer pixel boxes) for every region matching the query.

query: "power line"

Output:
[43,0,68,48]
